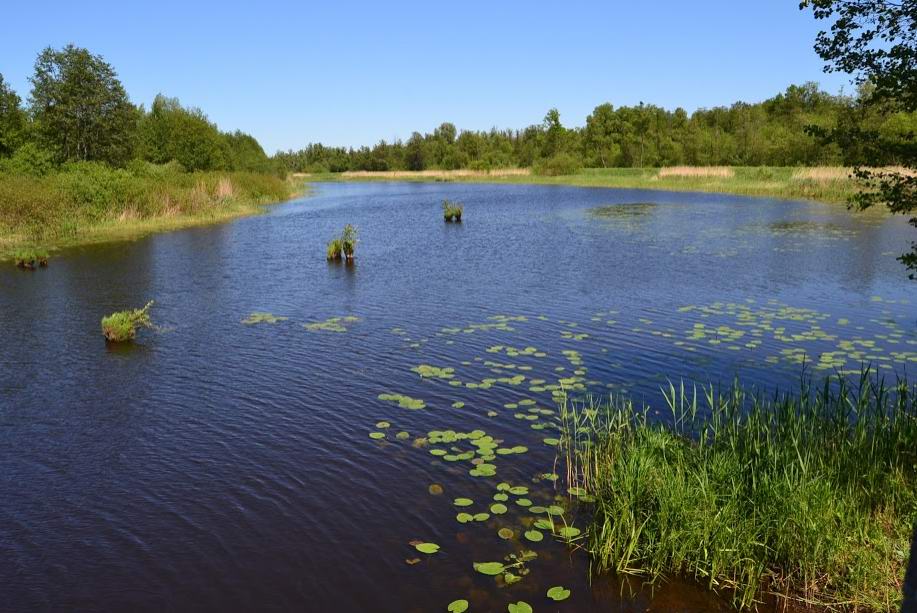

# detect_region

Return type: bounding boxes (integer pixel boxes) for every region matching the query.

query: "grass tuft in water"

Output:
[326,224,357,261]
[12,247,49,269]
[101,301,155,342]
[560,371,917,610]
[442,199,463,222]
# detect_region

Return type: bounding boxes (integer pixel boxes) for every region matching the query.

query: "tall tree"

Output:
[0,73,27,157]
[29,45,137,165]
[802,0,917,277]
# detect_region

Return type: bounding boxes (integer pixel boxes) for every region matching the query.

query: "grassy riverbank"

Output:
[0,162,299,260]
[299,166,870,204]
[560,374,916,611]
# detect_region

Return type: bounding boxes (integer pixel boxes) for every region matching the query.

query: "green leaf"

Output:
[447,599,469,612]
[490,503,507,514]
[507,602,532,613]
[524,529,543,542]
[473,561,505,576]
[547,586,571,601]
[415,542,440,554]
[453,498,474,507]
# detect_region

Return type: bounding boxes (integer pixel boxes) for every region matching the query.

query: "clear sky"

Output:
[0,1,851,154]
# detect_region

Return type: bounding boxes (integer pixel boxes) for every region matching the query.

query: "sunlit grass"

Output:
[559,371,916,610]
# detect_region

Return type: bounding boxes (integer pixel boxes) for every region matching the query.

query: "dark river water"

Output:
[1,182,914,612]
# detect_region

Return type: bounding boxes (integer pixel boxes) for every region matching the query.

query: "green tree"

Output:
[137,95,228,171]
[802,0,917,277]
[0,73,28,158]
[29,45,137,165]
[404,131,426,170]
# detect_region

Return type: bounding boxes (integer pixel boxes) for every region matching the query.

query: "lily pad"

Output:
[453,498,474,507]
[490,503,507,515]
[547,586,571,601]
[497,527,514,539]
[524,530,543,542]
[507,602,532,613]
[369,432,385,440]
[448,600,469,612]
[415,542,440,554]
[473,561,505,576]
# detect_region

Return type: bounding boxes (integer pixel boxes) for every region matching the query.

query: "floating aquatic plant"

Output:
[546,586,571,601]
[447,600,469,613]
[378,393,426,410]
[414,542,440,554]
[304,315,359,333]
[242,312,288,325]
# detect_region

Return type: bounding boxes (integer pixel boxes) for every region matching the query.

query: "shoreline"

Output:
[0,175,308,262]
[296,166,866,205]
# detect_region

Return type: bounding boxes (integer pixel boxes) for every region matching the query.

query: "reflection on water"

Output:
[0,182,913,612]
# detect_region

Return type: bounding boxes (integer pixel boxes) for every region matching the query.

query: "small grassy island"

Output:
[101,301,155,342]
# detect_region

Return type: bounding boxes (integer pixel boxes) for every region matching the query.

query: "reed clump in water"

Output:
[559,372,917,610]
[101,301,155,342]
[326,224,357,261]
[442,200,463,222]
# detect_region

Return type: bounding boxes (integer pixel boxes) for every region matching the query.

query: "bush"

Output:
[0,142,56,177]
[101,301,154,342]
[533,152,582,176]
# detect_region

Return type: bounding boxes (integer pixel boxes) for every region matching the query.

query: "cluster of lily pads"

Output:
[241,312,361,333]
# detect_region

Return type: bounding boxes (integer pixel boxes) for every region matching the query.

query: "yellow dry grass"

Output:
[324,168,532,180]
[657,166,735,178]
[792,166,917,181]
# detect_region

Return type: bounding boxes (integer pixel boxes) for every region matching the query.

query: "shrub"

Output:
[101,301,154,342]
[533,152,582,176]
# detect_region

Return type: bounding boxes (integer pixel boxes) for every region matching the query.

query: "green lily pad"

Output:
[493,492,509,502]
[375,421,391,429]
[508,486,528,495]
[369,432,385,440]
[515,498,532,507]
[456,513,474,523]
[507,602,532,613]
[547,586,571,601]
[447,599,469,612]
[524,530,543,542]
[454,498,474,507]
[558,526,581,539]
[415,542,440,554]
[497,527,514,539]
[473,561,505,576]
[490,503,507,515]
[473,512,490,521]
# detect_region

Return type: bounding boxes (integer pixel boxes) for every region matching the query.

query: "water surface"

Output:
[1,182,914,612]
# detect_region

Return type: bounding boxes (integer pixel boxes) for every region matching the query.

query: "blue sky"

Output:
[0,1,851,153]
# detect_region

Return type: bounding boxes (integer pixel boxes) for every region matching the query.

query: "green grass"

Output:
[559,372,916,610]
[0,161,300,260]
[11,247,49,269]
[101,300,155,342]
[302,166,864,205]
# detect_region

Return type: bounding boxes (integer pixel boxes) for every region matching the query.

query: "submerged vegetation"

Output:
[560,373,917,610]
[101,301,155,342]
[326,224,357,261]
[442,200,463,222]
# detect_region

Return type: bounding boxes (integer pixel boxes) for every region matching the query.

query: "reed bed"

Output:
[337,168,531,180]
[559,372,917,610]
[658,166,735,178]
[792,166,917,182]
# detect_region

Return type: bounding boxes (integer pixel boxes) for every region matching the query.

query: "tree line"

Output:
[274,82,916,175]
[0,45,275,175]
